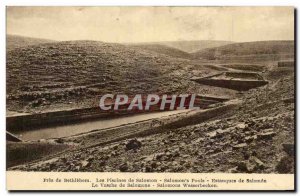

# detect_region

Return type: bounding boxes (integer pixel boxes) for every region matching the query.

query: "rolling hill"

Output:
[158,40,233,53]
[7,40,215,112]
[126,40,233,53]
[7,34,55,51]
[129,44,192,59]
[193,40,294,60]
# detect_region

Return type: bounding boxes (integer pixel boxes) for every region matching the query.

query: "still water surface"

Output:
[12,110,188,141]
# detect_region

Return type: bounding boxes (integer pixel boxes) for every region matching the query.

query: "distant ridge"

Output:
[192,40,294,60]
[7,34,56,51]
[129,44,192,59]
[132,40,234,53]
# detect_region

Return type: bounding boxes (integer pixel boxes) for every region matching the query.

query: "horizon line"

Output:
[7,33,295,44]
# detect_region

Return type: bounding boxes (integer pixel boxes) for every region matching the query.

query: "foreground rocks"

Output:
[125,139,142,151]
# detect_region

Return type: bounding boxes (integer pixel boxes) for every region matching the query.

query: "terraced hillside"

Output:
[7,34,55,51]
[7,40,221,113]
[193,41,294,60]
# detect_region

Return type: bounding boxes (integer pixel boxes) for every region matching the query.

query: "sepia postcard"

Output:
[6,6,295,191]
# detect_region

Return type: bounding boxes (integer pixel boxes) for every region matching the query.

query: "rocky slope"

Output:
[10,66,294,173]
[7,40,219,113]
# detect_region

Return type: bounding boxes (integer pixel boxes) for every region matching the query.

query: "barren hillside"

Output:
[11,65,295,173]
[159,40,234,53]
[129,44,192,59]
[193,41,294,60]
[7,40,221,113]
[7,34,55,51]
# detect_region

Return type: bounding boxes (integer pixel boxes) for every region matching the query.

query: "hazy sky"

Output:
[7,6,294,43]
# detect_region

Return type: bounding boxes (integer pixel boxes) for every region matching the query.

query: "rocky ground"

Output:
[7,41,240,114]
[6,36,295,173]
[9,66,294,174]
[6,38,294,115]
